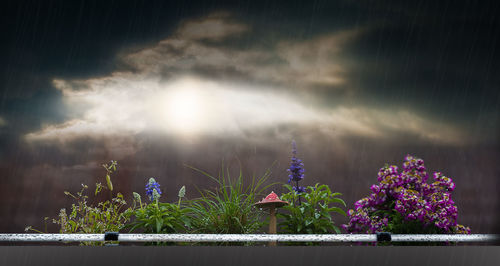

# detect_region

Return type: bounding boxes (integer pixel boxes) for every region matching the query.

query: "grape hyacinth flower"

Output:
[145,177,161,201]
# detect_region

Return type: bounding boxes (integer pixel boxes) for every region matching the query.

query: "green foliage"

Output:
[127,186,190,234]
[278,183,346,240]
[26,161,133,246]
[103,160,117,192]
[55,186,132,235]
[381,209,444,246]
[184,163,278,245]
[386,211,442,234]
[371,201,442,236]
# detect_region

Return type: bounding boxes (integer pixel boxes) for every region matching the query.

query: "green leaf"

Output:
[155,218,163,233]
[68,220,77,232]
[330,198,346,207]
[328,207,347,216]
[106,174,113,191]
[333,225,341,234]
[305,219,313,226]
[95,183,102,196]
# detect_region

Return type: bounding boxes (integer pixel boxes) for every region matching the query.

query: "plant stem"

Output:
[296,180,301,205]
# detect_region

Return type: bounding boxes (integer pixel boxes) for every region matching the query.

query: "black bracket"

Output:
[104,232,119,241]
[376,232,391,242]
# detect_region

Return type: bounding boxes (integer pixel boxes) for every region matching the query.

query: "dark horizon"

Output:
[0,0,499,233]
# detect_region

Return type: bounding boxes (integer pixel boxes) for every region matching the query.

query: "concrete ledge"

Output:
[1,246,500,266]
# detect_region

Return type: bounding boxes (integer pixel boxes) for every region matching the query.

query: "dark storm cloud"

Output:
[21,11,469,149]
[343,20,500,112]
[0,0,215,136]
[3,1,495,173]
[2,0,499,137]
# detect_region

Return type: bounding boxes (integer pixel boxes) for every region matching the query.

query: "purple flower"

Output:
[293,186,306,193]
[343,155,469,234]
[287,140,305,184]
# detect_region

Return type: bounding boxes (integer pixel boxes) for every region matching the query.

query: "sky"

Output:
[0,0,499,233]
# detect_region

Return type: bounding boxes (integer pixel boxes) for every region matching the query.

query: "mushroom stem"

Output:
[269,206,277,246]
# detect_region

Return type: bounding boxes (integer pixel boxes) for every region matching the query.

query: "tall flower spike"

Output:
[287,140,305,193]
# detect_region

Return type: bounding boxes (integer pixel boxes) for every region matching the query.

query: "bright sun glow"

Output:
[163,88,202,133]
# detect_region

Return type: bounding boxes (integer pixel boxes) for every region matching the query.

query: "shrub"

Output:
[25,160,133,246]
[278,183,346,235]
[343,155,471,238]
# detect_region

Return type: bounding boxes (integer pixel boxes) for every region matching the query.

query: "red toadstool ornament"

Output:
[255,191,288,246]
